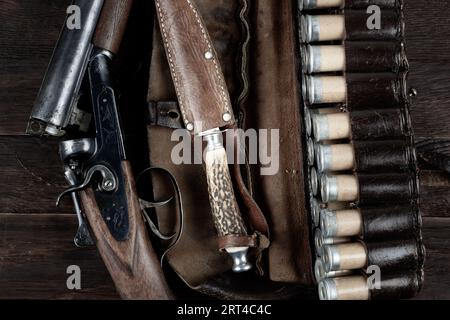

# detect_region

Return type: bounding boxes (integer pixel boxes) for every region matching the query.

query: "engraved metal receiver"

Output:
[55,51,178,242]
[56,50,131,241]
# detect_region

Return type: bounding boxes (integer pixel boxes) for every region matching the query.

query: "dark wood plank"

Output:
[1,214,446,300]
[0,0,70,135]
[0,213,118,299]
[415,217,450,300]
[405,0,450,139]
[0,136,72,213]
[416,139,450,173]
[420,170,450,217]
[404,0,450,66]
[407,64,450,139]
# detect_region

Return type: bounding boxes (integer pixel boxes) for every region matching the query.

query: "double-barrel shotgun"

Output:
[27,0,173,299]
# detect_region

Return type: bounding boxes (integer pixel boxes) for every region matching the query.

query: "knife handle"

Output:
[204,134,253,272]
[204,144,248,239]
[80,161,174,299]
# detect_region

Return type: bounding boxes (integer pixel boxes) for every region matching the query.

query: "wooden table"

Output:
[0,0,448,299]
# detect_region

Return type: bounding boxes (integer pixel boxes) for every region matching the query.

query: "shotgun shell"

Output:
[304,107,312,137]
[310,197,321,227]
[314,258,353,282]
[301,15,346,42]
[300,44,308,73]
[300,0,345,10]
[301,73,309,99]
[321,174,359,203]
[314,258,327,282]
[310,107,342,115]
[310,167,319,196]
[323,242,367,272]
[314,228,351,257]
[320,208,363,238]
[304,45,346,73]
[307,76,347,104]
[316,143,355,172]
[307,137,315,166]
[314,228,323,256]
[312,112,351,142]
[319,276,369,300]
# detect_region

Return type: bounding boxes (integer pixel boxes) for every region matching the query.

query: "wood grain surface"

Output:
[0,213,118,299]
[93,0,134,54]
[0,0,448,299]
[80,162,173,299]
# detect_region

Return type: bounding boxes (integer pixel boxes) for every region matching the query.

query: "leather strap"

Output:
[230,129,270,237]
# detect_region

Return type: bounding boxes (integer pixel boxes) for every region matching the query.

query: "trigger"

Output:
[141,208,176,241]
[56,164,116,206]
[56,176,92,207]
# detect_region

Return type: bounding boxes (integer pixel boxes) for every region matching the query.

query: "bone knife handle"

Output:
[204,135,248,240]
[203,133,252,272]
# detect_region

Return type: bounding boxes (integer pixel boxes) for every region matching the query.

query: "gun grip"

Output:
[80,161,173,299]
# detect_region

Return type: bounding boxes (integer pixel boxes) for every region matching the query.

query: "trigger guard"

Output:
[136,166,185,266]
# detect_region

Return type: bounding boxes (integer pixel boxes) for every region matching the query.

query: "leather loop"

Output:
[346,73,406,111]
[345,0,401,9]
[366,238,421,272]
[371,271,421,300]
[357,173,415,205]
[361,205,418,241]
[148,101,184,129]
[218,233,270,251]
[349,109,408,140]
[345,9,404,41]
[352,140,412,172]
[344,41,407,73]
[218,234,257,249]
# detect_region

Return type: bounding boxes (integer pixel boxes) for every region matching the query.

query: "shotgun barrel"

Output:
[28,0,104,136]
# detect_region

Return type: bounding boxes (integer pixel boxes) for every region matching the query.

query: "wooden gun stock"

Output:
[77,0,174,299]
[93,0,134,54]
[80,161,174,299]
